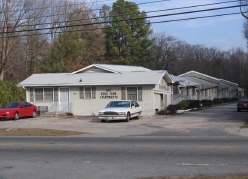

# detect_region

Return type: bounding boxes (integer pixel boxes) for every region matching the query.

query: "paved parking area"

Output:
[0,103,248,137]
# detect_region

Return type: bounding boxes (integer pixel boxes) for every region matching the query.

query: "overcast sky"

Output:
[96,0,247,51]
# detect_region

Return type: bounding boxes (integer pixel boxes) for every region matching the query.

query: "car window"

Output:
[22,102,29,108]
[106,101,130,108]
[133,101,140,107]
[239,98,248,102]
[4,102,20,108]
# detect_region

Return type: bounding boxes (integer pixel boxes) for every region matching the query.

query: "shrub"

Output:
[188,100,201,109]
[213,98,223,105]
[166,105,178,114]
[0,81,25,108]
[157,110,168,115]
[231,97,238,102]
[176,100,190,110]
[201,100,213,107]
[222,98,230,103]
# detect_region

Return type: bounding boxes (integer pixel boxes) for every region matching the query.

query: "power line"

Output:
[0,4,243,34]
[0,0,241,23]
[0,0,114,14]
[0,11,241,38]
[0,0,170,14]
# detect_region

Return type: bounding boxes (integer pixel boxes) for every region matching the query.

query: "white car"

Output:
[98,100,142,122]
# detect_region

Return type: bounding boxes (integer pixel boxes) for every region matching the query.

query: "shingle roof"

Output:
[18,71,169,87]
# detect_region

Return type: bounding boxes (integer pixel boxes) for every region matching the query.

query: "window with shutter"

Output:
[54,88,58,102]
[127,87,137,100]
[30,88,34,102]
[80,87,84,99]
[121,87,126,100]
[85,87,91,99]
[92,87,96,99]
[138,87,142,101]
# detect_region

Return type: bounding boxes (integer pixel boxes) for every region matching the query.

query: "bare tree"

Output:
[151,33,178,71]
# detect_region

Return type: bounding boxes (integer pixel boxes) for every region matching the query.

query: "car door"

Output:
[134,101,142,115]
[20,102,33,117]
[131,101,139,117]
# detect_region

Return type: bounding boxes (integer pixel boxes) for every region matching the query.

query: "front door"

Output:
[60,88,69,111]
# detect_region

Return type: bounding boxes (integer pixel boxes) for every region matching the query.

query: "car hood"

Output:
[0,108,16,113]
[99,107,129,112]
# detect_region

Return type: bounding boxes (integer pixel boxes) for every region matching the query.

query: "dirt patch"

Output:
[241,121,248,129]
[141,173,248,179]
[0,128,88,136]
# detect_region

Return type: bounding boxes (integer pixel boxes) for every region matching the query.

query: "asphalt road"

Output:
[0,136,248,179]
[0,103,248,179]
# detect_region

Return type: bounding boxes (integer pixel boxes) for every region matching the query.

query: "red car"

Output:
[0,101,38,120]
[237,98,248,112]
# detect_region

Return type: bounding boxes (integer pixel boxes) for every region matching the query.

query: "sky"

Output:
[96,0,247,51]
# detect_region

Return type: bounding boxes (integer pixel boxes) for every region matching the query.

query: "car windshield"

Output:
[106,101,130,108]
[3,102,20,108]
[239,98,248,102]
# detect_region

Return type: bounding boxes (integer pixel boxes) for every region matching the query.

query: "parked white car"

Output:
[98,100,142,122]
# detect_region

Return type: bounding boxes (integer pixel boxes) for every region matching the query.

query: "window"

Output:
[133,101,140,107]
[35,88,43,102]
[127,87,137,100]
[34,88,54,102]
[44,88,53,102]
[22,102,31,108]
[173,85,179,94]
[205,89,209,97]
[80,87,96,100]
[85,87,92,99]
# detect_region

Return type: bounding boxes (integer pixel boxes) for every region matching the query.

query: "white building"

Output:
[18,64,175,116]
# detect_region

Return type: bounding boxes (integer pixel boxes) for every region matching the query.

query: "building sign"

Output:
[100,91,118,99]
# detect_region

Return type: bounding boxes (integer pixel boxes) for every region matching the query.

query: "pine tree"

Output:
[104,0,154,66]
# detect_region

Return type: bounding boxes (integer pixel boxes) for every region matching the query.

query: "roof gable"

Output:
[71,64,151,74]
[179,70,220,84]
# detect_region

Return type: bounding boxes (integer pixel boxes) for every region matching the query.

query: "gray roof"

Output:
[72,64,151,74]
[180,76,218,90]
[18,71,170,87]
[170,75,199,87]
[179,70,220,81]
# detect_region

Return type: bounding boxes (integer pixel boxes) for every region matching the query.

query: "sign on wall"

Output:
[100,90,118,99]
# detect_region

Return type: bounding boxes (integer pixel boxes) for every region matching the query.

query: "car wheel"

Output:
[14,112,19,120]
[32,110,37,118]
[125,112,130,122]
[101,119,106,122]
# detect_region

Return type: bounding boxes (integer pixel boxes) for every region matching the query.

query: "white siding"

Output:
[70,85,156,116]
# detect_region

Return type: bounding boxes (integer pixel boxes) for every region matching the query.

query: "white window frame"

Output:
[34,88,54,102]
[84,87,92,100]
[126,86,138,101]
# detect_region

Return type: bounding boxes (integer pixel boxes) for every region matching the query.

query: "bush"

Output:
[201,100,213,107]
[166,105,178,114]
[157,110,167,115]
[222,98,230,103]
[0,81,25,108]
[231,98,238,102]
[176,100,190,110]
[213,98,223,105]
[188,100,201,109]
